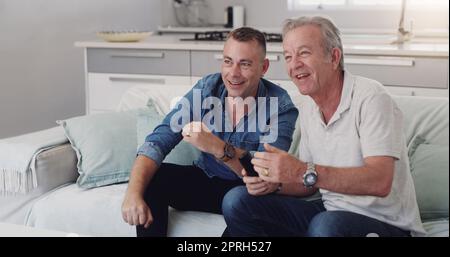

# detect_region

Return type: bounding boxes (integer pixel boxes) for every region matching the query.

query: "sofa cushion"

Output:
[137,100,201,166]
[410,142,449,221]
[57,109,153,189]
[287,117,302,157]
[393,96,449,147]
[117,84,192,114]
[26,183,226,237]
[422,219,449,237]
[26,183,136,236]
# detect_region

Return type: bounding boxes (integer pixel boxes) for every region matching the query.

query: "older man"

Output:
[222,17,426,237]
[121,27,299,237]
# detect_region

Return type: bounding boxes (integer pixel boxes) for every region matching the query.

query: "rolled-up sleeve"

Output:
[137,141,166,166]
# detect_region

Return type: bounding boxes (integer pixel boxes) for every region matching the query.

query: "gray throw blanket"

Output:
[0,126,68,194]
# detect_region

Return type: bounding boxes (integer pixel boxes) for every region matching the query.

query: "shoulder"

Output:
[352,75,388,100]
[350,75,399,113]
[193,73,224,96]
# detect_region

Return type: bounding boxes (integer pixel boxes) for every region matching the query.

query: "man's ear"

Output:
[262,58,270,75]
[331,48,342,70]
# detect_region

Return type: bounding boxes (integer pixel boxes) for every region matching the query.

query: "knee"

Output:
[142,164,172,201]
[222,186,253,219]
[307,211,348,237]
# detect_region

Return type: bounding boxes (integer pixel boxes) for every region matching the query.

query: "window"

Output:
[287,0,449,10]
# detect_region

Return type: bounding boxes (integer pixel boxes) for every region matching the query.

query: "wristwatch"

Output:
[219,142,235,162]
[303,162,318,188]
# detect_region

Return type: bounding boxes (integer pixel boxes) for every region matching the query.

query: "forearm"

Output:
[221,147,246,177]
[277,182,317,197]
[126,155,159,197]
[207,138,246,177]
[315,164,393,197]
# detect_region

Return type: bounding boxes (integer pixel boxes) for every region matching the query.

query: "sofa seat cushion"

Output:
[25,183,225,237]
[423,219,449,237]
[26,183,135,236]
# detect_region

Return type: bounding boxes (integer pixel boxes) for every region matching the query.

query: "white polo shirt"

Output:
[299,71,426,236]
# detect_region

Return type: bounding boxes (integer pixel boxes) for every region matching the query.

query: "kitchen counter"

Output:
[75,34,449,57]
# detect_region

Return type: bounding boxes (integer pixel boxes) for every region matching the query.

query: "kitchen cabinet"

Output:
[190,49,449,97]
[77,36,448,114]
[344,55,449,96]
[85,48,191,114]
[345,56,446,89]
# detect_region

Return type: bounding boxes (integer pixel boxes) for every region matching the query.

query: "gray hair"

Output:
[282,16,344,70]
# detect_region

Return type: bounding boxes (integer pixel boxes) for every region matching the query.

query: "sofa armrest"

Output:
[0,143,78,224]
[34,143,79,189]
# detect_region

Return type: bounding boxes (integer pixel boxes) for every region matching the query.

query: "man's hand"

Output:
[242,169,280,196]
[252,143,307,183]
[121,192,153,229]
[182,121,223,158]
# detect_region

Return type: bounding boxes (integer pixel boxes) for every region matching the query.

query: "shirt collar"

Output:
[312,70,355,127]
[335,70,355,116]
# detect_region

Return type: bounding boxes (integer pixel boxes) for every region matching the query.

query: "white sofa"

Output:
[0,90,448,237]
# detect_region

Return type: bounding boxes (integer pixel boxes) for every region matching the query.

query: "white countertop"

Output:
[156,25,282,34]
[75,35,449,57]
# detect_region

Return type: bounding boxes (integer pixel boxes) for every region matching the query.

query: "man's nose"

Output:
[230,63,242,76]
[292,55,305,68]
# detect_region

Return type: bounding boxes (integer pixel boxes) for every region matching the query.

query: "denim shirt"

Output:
[137,73,299,181]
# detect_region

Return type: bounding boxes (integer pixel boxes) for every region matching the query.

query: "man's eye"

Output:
[241,62,251,67]
[300,51,310,56]
[223,59,232,65]
[284,56,292,61]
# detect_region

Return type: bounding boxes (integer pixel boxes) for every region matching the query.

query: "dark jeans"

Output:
[222,186,411,237]
[136,163,243,237]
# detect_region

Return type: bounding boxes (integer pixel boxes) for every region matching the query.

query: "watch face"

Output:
[304,173,317,187]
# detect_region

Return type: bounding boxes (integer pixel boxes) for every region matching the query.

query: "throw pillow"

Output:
[407,135,426,159]
[57,109,148,189]
[137,100,200,166]
[410,143,449,221]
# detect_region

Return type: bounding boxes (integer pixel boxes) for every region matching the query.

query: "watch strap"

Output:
[219,142,235,162]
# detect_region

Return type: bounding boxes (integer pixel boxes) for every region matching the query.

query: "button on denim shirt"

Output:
[137,73,299,181]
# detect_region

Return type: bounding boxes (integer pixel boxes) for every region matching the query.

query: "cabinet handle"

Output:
[109,77,166,84]
[346,57,414,67]
[110,52,165,58]
[266,55,280,61]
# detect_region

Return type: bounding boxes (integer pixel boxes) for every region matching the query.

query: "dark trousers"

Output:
[136,163,243,237]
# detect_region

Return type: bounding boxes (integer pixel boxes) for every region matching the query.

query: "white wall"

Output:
[0,0,162,139]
